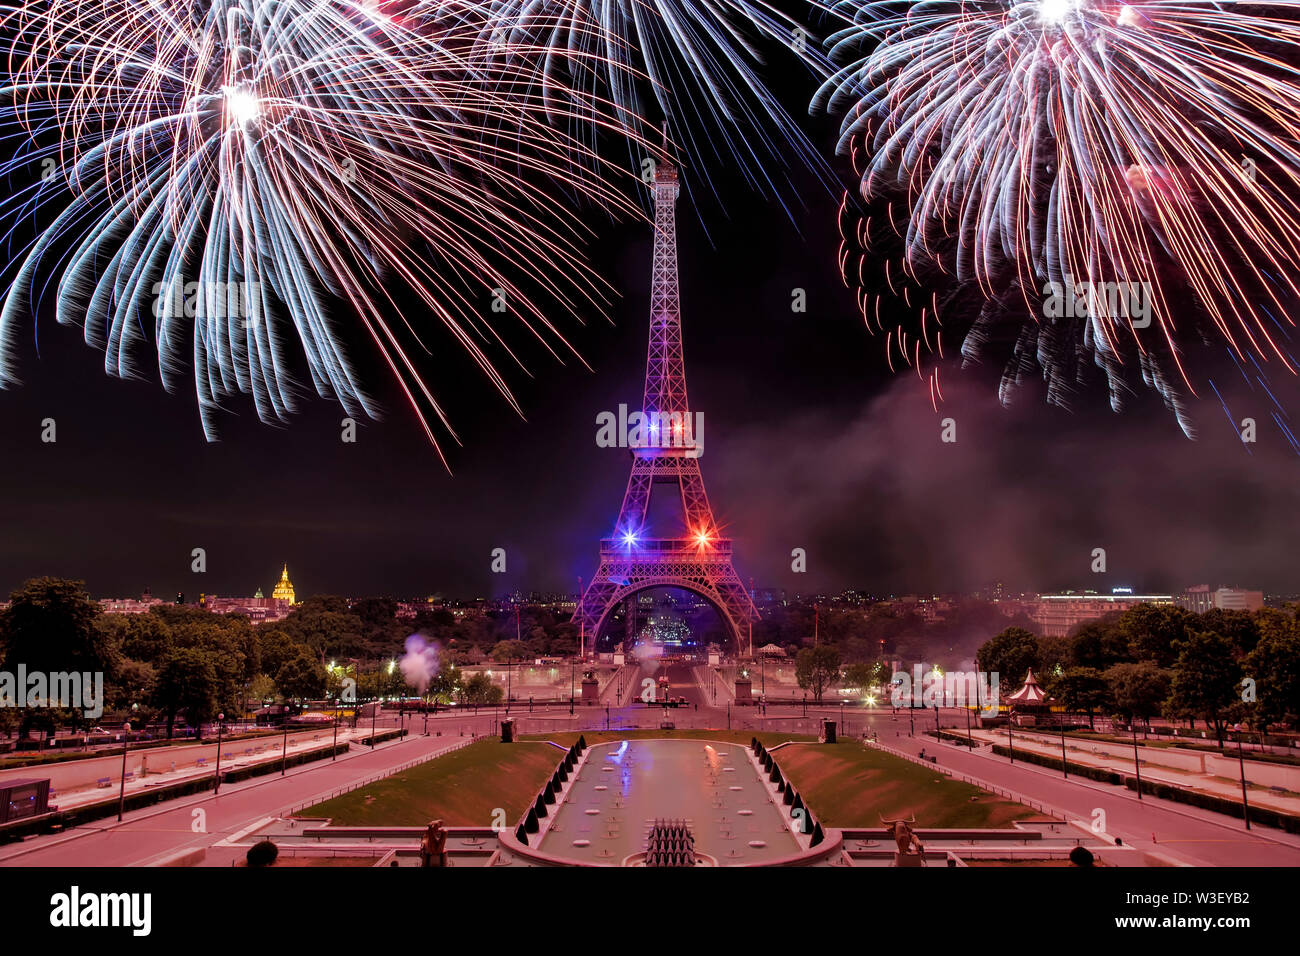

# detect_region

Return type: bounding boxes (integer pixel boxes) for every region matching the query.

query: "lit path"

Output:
[536,739,801,865]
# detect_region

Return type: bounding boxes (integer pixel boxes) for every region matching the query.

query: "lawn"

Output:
[300,740,561,826]
[773,743,1039,829]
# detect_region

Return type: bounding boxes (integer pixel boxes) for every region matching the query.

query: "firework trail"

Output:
[0,0,641,460]
[476,0,836,213]
[816,0,1300,437]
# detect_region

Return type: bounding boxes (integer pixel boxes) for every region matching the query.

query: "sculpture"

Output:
[881,814,925,867]
[419,819,449,868]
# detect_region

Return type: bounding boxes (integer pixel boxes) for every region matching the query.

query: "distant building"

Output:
[1177,585,1264,614]
[271,564,296,604]
[1025,590,1174,637]
[99,587,164,615]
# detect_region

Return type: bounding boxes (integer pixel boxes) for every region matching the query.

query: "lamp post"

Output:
[1059,715,1068,779]
[334,709,341,757]
[116,718,132,822]
[1131,722,1142,799]
[965,704,973,749]
[214,714,226,794]
[281,717,289,775]
[1236,736,1251,830]
[1007,719,1014,764]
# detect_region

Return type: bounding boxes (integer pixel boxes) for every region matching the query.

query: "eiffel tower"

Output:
[574,148,756,653]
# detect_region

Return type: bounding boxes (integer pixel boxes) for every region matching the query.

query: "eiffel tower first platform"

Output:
[574,150,757,652]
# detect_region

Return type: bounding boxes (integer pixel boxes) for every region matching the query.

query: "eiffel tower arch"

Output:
[575,149,756,653]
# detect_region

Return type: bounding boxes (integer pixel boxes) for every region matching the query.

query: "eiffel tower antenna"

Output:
[574,159,756,653]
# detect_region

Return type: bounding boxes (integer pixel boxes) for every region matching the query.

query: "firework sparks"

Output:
[816,0,1300,436]
[0,0,641,460]
[476,0,834,210]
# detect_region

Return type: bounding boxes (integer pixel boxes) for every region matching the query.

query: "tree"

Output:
[1033,635,1069,677]
[1104,662,1171,728]
[976,627,1040,688]
[489,640,529,663]
[105,660,157,720]
[1068,615,1130,670]
[0,577,113,675]
[1201,608,1260,656]
[100,612,173,665]
[279,597,365,662]
[1120,603,1192,667]
[153,647,219,738]
[842,662,875,698]
[0,578,115,737]
[461,672,503,706]
[1166,631,1240,748]
[258,630,300,678]
[795,646,841,703]
[1244,621,1300,731]
[275,651,326,702]
[249,673,277,706]
[1052,667,1110,730]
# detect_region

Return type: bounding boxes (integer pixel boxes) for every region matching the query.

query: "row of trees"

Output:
[975,604,1300,742]
[0,578,531,738]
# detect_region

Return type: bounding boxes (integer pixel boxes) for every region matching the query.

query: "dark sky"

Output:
[0,40,1297,603]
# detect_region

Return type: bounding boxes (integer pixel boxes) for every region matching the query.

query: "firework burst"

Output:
[0,0,641,460]
[816,0,1300,436]
[476,0,835,210]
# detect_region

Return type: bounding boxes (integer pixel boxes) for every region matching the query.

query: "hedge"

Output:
[1124,777,1300,834]
[990,744,1125,785]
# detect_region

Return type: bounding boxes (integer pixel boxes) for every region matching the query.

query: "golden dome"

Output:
[271,564,295,604]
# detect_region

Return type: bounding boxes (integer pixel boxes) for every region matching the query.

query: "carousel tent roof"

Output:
[1006,668,1051,704]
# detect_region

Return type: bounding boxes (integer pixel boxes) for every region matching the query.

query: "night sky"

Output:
[1,38,1297,603]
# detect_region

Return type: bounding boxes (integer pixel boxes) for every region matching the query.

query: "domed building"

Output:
[271,564,295,605]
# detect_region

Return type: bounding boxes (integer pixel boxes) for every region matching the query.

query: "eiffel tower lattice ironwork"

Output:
[574,150,756,651]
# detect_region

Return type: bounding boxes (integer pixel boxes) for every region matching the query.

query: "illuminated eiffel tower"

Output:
[574,146,756,653]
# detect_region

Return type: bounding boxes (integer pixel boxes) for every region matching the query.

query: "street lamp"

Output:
[1236,736,1252,830]
[1059,714,1068,779]
[116,716,132,822]
[214,714,226,794]
[1131,722,1142,799]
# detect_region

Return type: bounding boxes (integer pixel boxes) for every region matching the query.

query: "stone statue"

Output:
[881,814,925,867]
[419,819,448,868]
